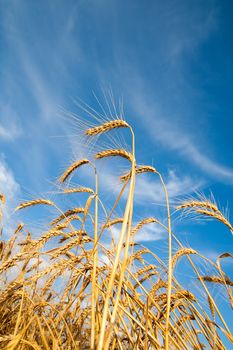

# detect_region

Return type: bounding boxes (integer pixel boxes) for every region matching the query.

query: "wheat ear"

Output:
[131,217,159,236]
[50,208,85,226]
[199,275,233,286]
[95,149,133,162]
[120,165,157,181]
[85,119,129,136]
[15,199,53,211]
[59,159,89,183]
[176,201,219,212]
[63,187,94,194]
[196,209,233,233]
[172,248,197,269]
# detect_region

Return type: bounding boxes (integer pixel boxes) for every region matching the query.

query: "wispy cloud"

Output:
[134,169,202,205]
[133,93,233,184]
[0,104,23,141]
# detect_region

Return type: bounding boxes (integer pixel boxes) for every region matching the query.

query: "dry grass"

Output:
[0,117,232,350]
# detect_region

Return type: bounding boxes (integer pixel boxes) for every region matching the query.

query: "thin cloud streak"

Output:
[128,88,233,185]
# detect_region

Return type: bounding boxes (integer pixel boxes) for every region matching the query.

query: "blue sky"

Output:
[0,0,233,327]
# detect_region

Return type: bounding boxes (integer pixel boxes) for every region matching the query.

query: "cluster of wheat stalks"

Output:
[0,119,232,350]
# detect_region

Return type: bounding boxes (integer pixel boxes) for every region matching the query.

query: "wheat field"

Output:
[0,117,232,349]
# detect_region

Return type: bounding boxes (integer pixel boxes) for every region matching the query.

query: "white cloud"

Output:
[134,169,202,204]
[0,157,20,227]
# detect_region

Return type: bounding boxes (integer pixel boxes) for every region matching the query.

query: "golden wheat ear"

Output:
[85,119,129,136]
[59,159,89,183]
[0,194,5,204]
[120,165,158,181]
[95,149,133,162]
[171,248,197,269]
[50,207,85,226]
[176,200,219,212]
[195,209,233,232]
[102,218,124,229]
[63,187,94,194]
[199,275,233,286]
[15,199,54,211]
[131,217,159,236]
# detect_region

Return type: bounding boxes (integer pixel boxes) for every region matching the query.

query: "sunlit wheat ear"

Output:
[195,209,233,232]
[171,248,197,269]
[50,207,85,226]
[208,295,215,319]
[59,159,89,183]
[199,275,233,286]
[95,148,133,162]
[176,200,220,213]
[102,218,124,229]
[85,119,129,136]
[149,279,168,296]
[154,290,196,302]
[84,195,94,220]
[59,230,87,243]
[131,248,150,263]
[0,194,5,204]
[135,264,157,277]
[131,217,160,236]
[15,199,54,211]
[63,187,94,195]
[14,223,24,234]
[120,165,158,181]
